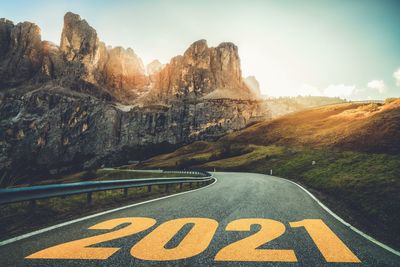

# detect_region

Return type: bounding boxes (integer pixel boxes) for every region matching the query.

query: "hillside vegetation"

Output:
[139,99,400,249]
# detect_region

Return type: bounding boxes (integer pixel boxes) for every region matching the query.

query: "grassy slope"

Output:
[138,99,400,249]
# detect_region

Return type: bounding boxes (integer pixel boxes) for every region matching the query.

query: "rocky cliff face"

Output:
[0,19,43,87]
[1,88,266,182]
[0,12,268,185]
[45,12,149,103]
[145,40,255,103]
[100,46,149,101]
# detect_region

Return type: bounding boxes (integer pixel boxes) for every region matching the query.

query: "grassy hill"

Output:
[138,99,400,249]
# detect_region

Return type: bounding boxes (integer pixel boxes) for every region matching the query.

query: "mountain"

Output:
[143,40,256,103]
[0,12,267,183]
[146,59,164,76]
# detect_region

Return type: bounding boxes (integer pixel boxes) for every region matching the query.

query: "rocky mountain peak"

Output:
[146,59,164,76]
[0,19,43,87]
[245,76,261,97]
[213,42,241,79]
[101,45,148,100]
[146,39,256,102]
[185,39,208,56]
[57,12,149,102]
[1,13,259,103]
[0,18,14,59]
[60,12,99,63]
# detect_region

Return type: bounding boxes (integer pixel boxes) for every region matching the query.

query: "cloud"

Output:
[394,68,400,86]
[323,84,356,98]
[367,80,386,93]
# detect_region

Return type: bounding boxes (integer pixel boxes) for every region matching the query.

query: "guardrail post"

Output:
[123,188,128,198]
[189,182,192,188]
[179,183,183,190]
[29,200,36,210]
[165,184,169,193]
[147,185,152,192]
[87,192,92,205]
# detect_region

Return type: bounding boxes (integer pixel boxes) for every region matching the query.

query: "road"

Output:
[0,172,398,266]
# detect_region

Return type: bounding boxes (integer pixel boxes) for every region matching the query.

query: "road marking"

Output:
[279,176,400,257]
[26,217,157,260]
[0,177,218,247]
[25,217,358,262]
[290,219,360,262]
[215,218,297,262]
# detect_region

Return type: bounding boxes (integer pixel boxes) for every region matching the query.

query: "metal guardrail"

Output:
[0,170,213,206]
[162,169,210,177]
[350,100,384,104]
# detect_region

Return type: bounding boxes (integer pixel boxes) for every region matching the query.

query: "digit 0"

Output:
[131,217,218,260]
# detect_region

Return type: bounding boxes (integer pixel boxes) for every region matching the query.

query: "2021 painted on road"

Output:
[26,217,360,263]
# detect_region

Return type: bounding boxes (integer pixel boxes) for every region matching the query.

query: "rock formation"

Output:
[146,59,164,76]
[0,12,268,185]
[245,76,261,97]
[145,40,256,103]
[60,12,100,71]
[100,46,149,101]
[0,19,43,87]
[54,12,149,102]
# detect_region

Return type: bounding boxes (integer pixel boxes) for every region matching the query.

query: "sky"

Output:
[1,0,400,100]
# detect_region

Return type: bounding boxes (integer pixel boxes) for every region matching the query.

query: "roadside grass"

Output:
[0,181,208,241]
[200,144,285,169]
[138,141,217,169]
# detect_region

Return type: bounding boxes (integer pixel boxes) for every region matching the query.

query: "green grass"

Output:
[201,144,284,169]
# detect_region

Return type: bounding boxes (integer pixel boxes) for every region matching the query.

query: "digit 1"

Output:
[290,219,360,263]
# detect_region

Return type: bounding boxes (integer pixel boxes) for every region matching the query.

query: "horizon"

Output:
[1,0,400,100]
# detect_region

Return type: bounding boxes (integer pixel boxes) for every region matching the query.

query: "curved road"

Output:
[0,172,398,266]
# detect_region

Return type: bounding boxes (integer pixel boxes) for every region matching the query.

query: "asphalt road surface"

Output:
[0,172,399,266]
